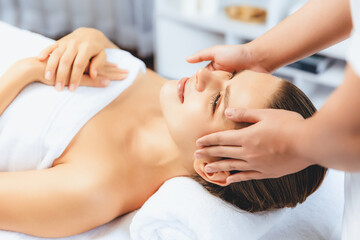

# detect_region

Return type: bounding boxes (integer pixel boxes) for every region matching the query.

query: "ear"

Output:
[193,158,231,186]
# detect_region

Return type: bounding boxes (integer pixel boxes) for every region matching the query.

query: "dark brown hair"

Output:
[193,79,327,213]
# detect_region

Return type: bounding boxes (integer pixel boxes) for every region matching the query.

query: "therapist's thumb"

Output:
[186,48,215,63]
[225,108,263,123]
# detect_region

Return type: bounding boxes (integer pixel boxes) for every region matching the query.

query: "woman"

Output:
[0,28,326,238]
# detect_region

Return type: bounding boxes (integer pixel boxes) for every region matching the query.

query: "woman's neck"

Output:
[112,70,196,185]
[129,115,193,180]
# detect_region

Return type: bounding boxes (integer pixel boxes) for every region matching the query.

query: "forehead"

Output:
[227,70,282,109]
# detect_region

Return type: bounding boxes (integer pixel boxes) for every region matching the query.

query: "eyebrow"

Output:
[222,85,231,121]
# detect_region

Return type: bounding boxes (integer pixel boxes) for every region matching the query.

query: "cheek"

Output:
[160,84,215,153]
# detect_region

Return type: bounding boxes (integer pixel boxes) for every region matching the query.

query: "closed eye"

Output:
[210,92,221,115]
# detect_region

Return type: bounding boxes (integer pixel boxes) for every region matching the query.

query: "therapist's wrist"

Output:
[287,119,317,167]
[246,40,274,74]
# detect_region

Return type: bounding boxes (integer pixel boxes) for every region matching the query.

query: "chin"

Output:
[159,80,189,149]
[159,80,180,117]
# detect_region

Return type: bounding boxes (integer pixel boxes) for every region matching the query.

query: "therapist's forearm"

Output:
[294,65,360,171]
[249,0,352,73]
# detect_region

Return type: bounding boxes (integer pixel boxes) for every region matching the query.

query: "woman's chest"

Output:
[53,73,164,167]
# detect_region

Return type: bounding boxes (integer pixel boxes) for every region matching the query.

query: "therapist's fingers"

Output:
[89,50,106,79]
[226,108,263,123]
[204,159,249,173]
[227,171,264,183]
[38,43,58,61]
[196,129,243,147]
[194,146,245,160]
[186,47,215,63]
[44,46,66,81]
[55,45,78,91]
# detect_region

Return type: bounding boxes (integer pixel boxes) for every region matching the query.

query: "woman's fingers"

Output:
[204,159,249,173]
[80,75,111,88]
[98,63,129,80]
[99,71,128,81]
[89,51,107,79]
[38,43,58,61]
[44,46,66,82]
[68,49,92,91]
[56,45,78,91]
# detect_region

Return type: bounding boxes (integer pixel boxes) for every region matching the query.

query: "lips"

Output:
[178,77,189,103]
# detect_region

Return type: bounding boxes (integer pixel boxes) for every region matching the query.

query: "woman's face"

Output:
[160,68,282,162]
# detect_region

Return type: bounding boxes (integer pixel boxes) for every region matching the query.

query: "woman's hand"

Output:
[186,44,271,74]
[194,108,313,184]
[34,59,127,88]
[37,27,125,91]
[13,57,127,89]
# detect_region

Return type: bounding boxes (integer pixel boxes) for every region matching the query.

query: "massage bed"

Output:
[0,21,344,240]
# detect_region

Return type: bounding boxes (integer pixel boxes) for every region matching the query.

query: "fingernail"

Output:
[93,69,97,78]
[69,84,76,92]
[101,79,110,86]
[196,140,203,147]
[227,179,234,184]
[194,151,203,159]
[45,71,51,80]
[204,166,213,173]
[38,53,44,59]
[55,82,62,91]
[225,108,234,117]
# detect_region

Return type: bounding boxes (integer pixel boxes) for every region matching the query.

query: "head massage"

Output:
[0,22,342,239]
[161,68,327,212]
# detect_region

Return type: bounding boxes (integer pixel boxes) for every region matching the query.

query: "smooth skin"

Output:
[188,0,360,183]
[37,27,126,92]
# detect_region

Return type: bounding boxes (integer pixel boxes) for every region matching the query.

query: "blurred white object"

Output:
[0,0,154,57]
[266,0,294,28]
[181,0,199,16]
[199,0,219,17]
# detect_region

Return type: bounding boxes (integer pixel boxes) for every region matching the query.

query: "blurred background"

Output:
[0,0,349,108]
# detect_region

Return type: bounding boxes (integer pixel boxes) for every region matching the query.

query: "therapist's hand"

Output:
[186,44,270,74]
[37,27,128,92]
[195,108,313,184]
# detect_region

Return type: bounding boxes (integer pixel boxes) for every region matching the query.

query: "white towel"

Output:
[130,170,344,240]
[0,21,145,171]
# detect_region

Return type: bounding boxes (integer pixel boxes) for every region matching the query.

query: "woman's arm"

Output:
[0,164,117,238]
[0,58,37,117]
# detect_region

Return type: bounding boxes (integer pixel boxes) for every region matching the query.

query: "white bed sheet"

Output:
[0,212,136,240]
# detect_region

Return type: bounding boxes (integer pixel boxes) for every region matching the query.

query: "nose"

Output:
[195,68,223,92]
